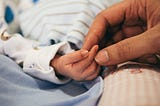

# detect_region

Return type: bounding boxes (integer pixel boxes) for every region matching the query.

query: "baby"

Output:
[0,0,115,84]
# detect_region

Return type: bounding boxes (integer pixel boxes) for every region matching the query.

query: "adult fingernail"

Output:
[81,50,89,57]
[95,50,109,64]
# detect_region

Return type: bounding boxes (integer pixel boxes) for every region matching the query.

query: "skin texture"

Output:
[82,0,160,66]
[50,45,100,81]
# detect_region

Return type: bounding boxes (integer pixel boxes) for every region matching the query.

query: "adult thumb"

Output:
[95,25,160,66]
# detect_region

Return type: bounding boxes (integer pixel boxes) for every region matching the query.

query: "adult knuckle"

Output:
[115,41,133,60]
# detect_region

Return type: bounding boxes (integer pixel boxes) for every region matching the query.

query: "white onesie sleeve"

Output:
[23,42,72,84]
[0,33,72,84]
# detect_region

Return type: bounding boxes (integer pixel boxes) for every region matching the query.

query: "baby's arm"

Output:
[0,22,99,83]
[0,33,74,84]
[50,45,100,81]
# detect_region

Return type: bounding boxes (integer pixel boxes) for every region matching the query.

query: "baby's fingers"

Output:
[84,64,100,81]
[73,45,99,71]
[72,61,100,81]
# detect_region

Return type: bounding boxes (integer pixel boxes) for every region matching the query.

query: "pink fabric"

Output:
[98,62,160,106]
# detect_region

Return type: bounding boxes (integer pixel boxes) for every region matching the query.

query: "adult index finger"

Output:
[82,1,126,50]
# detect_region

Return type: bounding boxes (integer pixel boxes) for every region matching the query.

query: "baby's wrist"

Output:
[50,54,60,67]
[50,54,67,79]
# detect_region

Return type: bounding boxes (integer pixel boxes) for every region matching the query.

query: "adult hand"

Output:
[82,0,160,66]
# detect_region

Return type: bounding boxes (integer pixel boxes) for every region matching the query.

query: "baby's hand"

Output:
[50,45,100,81]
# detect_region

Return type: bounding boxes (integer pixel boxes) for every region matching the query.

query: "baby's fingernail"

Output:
[95,50,109,64]
[81,50,89,57]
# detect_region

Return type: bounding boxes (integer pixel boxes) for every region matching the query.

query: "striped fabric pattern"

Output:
[98,63,160,106]
[18,0,118,48]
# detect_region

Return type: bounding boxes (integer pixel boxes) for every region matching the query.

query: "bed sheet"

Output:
[0,55,103,106]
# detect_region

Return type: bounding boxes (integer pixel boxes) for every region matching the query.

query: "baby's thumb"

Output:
[95,27,160,66]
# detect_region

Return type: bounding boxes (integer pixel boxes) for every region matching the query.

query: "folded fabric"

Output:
[0,55,104,106]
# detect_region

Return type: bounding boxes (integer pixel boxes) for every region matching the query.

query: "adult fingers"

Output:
[95,24,160,66]
[82,1,126,50]
[82,13,108,50]
[135,54,160,65]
